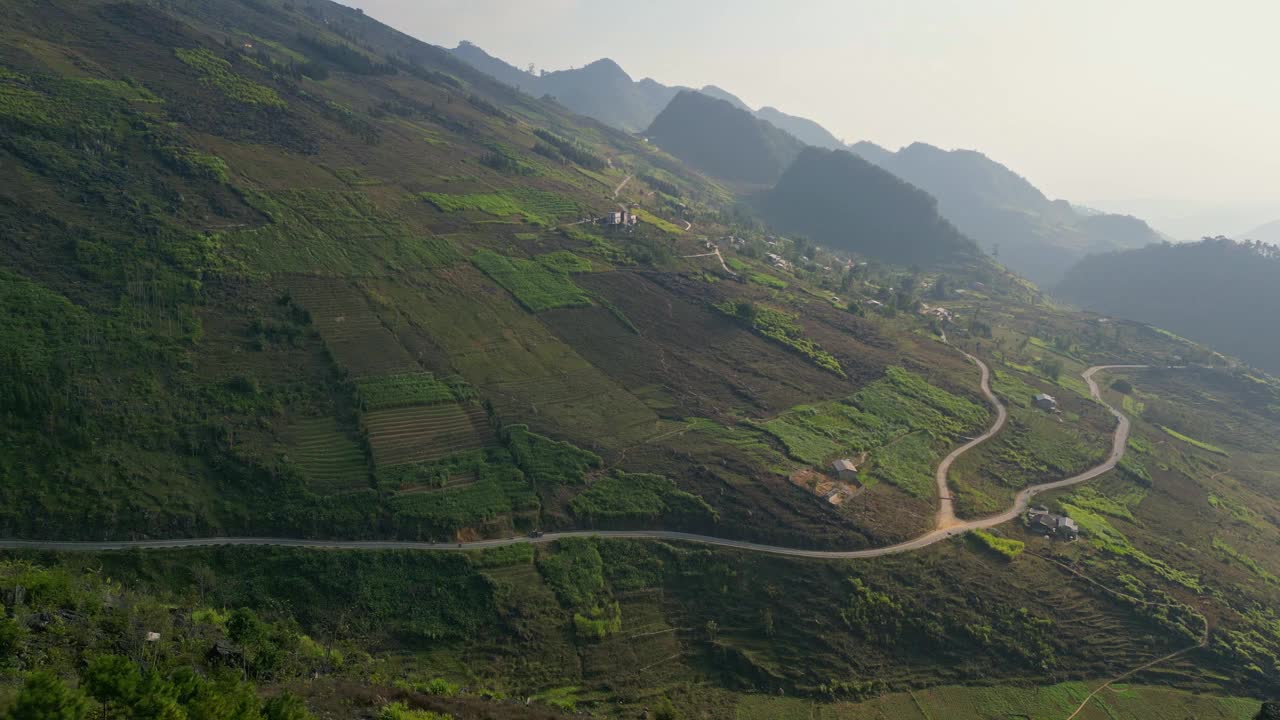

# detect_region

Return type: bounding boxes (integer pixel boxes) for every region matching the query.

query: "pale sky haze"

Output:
[342,0,1280,238]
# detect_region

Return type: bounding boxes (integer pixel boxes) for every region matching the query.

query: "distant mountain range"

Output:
[848,142,1164,286]
[449,41,1163,285]
[758,147,978,267]
[1057,237,1280,373]
[448,41,843,148]
[645,91,805,186]
[1241,220,1280,243]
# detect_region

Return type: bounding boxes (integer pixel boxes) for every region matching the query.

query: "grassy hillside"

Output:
[2,0,1280,717]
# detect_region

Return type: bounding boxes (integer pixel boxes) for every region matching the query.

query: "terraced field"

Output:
[364,403,496,467]
[288,278,419,377]
[281,416,370,494]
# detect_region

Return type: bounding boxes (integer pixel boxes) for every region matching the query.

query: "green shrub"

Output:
[537,538,604,608]
[357,373,458,410]
[1159,425,1229,456]
[570,472,716,524]
[573,601,622,641]
[970,530,1024,560]
[378,702,452,720]
[505,424,601,485]
[535,250,593,273]
[174,48,286,107]
[749,272,787,289]
[715,301,845,377]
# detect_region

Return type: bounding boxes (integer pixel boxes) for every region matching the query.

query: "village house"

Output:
[830,459,860,485]
[1034,393,1059,412]
[1027,506,1078,540]
[604,210,638,227]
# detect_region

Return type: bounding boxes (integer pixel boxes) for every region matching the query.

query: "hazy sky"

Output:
[343,0,1280,238]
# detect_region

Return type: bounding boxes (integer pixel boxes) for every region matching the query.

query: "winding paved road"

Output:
[0,362,1147,559]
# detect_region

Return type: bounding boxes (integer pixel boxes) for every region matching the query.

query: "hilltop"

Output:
[757,147,979,266]
[450,41,847,149]
[1241,219,1280,243]
[850,141,1165,285]
[645,89,807,185]
[1057,237,1280,373]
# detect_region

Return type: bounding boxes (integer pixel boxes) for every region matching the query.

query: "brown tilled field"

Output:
[363,403,496,467]
[288,277,419,377]
[547,271,860,419]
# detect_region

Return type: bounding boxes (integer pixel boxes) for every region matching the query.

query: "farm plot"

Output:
[288,278,419,377]
[374,267,660,450]
[229,189,461,275]
[280,415,370,494]
[364,402,496,467]
[356,372,457,410]
[471,249,593,312]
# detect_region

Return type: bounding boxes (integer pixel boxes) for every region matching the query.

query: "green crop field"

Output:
[1160,424,1230,456]
[472,249,594,311]
[357,372,458,410]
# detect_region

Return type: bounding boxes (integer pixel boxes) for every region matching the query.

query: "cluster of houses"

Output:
[920,304,955,324]
[1026,506,1078,540]
[764,252,792,271]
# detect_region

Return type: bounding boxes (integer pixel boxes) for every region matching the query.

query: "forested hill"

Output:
[849,141,1164,286]
[1057,237,1280,372]
[757,147,979,266]
[646,90,806,185]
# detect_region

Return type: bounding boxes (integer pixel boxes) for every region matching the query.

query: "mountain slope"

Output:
[448,42,847,151]
[850,142,1164,285]
[448,43,683,131]
[757,105,844,149]
[1241,219,1280,243]
[1057,237,1280,372]
[646,90,806,185]
[757,147,979,266]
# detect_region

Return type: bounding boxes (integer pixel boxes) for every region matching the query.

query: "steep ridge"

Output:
[1057,237,1280,373]
[645,90,806,185]
[448,41,846,149]
[757,147,979,266]
[850,141,1164,285]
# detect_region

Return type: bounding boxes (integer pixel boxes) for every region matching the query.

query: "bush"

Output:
[570,472,716,524]
[505,424,601,485]
[970,530,1024,560]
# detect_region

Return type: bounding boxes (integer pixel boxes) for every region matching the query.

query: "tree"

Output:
[654,697,679,720]
[0,607,23,662]
[1111,378,1133,394]
[82,655,141,718]
[4,672,89,720]
[1256,701,1280,720]
[1036,357,1063,381]
[127,672,184,720]
[263,694,313,720]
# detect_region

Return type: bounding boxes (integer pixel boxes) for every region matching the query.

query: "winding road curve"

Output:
[0,361,1147,559]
